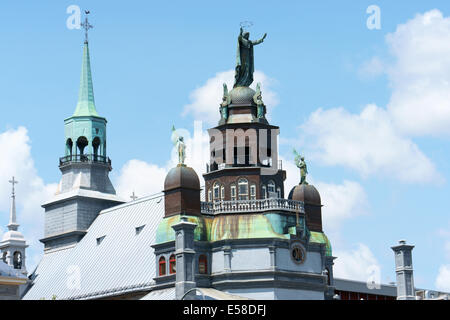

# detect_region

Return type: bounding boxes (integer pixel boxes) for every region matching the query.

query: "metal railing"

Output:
[200,198,304,215]
[59,154,111,166]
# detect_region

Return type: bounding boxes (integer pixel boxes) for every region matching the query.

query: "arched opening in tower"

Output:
[76,136,88,159]
[92,137,101,160]
[13,251,22,269]
[66,138,73,158]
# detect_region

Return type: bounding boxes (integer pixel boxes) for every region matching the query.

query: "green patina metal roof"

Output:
[310,231,332,256]
[155,212,332,256]
[72,42,100,117]
[155,215,211,244]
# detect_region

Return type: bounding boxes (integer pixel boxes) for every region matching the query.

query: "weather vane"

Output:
[80,10,93,43]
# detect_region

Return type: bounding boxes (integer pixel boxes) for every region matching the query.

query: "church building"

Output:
[16,16,449,301]
[20,17,335,300]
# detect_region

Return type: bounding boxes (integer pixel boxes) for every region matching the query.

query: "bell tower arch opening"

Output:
[92,136,101,160]
[66,138,73,157]
[76,136,88,156]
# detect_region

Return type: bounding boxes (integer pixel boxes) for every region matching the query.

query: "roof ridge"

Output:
[99,192,164,215]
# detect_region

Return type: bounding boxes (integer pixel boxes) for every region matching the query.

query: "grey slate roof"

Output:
[23,193,165,300]
[140,287,175,300]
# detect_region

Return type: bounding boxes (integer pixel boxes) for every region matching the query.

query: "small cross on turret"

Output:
[130,191,138,201]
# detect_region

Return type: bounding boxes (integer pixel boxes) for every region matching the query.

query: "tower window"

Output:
[250,184,256,200]
[199,255,208,274]
[208,189,212,202]
[238,178,249,200]
[2,252,7,263]
[213,183,220,201]
[220,185,225,200]
[230,185,236,201]
[277,187,281,198]
[262,185,267,199]
[169,254,176,274]
[159,256,166,276]
[268,180,276,193]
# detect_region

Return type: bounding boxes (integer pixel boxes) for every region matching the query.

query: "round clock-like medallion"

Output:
[290,243,306,264]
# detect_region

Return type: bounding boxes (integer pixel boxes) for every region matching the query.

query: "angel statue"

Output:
[220,83,231,121]
[171,126,186,165]
[293,148,308,185]
[253,82,265,118]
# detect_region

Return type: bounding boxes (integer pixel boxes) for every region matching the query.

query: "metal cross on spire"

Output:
[130,191,138,201]
[80,10,93,43]
[9,176,18,197]
[8,176,19,230]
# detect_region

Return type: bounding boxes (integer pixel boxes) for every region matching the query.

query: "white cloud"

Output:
[358,56,385,79]
[334,243,382,283]
[0,127,57,271]
[363,9,450,136]
[301,104,441,183]
[182,70,278,124]
[435,265,450,292]
[315,180,368,236]
[115,122,211,199]
[115,160,168,199]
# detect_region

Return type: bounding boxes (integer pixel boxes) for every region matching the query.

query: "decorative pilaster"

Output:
[172,216,197,300]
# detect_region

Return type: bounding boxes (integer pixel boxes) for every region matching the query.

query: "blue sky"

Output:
[1,0,450,291]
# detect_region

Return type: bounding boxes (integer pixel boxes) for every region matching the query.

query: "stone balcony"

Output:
[200,198,304,215]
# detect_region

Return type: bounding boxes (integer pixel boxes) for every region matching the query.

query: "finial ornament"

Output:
[293,149,308,185]
[130,191,138,201]
[234,25,267,88]
[172,126,186,166]
[80,10,93,43]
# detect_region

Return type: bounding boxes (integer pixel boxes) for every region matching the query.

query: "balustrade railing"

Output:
[200,198,304,215]
[59,154,111,165]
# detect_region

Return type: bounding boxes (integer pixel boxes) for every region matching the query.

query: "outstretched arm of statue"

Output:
[252,33,267,45]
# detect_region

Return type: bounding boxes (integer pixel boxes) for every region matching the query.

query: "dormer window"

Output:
[135,225,145,235]
[96,235,106,245]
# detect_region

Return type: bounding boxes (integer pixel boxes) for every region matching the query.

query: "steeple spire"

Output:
[73,11,99,118]
[7,176,19,231]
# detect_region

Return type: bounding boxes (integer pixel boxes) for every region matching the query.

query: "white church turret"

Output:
[0,177,28,275]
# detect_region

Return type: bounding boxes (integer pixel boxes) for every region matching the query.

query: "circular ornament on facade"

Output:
[290,242,306,265]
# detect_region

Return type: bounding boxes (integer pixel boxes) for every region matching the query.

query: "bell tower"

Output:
[0,177,28,275]
[40,13,124,253]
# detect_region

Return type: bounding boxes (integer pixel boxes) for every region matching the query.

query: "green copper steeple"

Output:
[73,41,99,117]
[63,14,108,162]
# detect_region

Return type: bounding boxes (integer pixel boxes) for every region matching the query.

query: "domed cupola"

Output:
[288,183,323,232]
[289,153,323,232]
[164,164,201,217]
